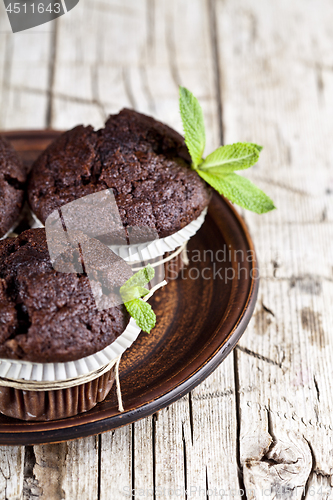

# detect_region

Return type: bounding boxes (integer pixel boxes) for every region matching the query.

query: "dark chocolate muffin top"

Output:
[0,136,26,238]
[28,109,211,238]
[0,229,131,363]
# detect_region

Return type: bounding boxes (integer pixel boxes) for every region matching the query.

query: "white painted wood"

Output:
[0,1,53,129]
[50,0,220,153]
[1,0,333,497]
[0,446,24,500]
[29,438,98,499]
[185,358,242,499]
[215,0,333,495]
[99,427,132,500]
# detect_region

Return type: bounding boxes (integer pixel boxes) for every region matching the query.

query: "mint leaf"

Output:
[198,171,275,214]
[120,266,156,333]
[121,286,149,303]
[179,86,206,167]
[124,299,156,334]
[120,265,154,303]
[178,87,274,213]
[200,143,260,173]
[121,264,154,290]
[250,143,263,152]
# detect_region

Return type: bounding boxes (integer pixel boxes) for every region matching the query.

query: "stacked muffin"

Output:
[0,111,211,421]
[28,110,211,282]
[28,109,210,237]
[0,228,140,420]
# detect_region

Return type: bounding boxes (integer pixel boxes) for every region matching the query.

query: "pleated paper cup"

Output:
[0,213,24,240]
[30,210,44,229]
[0,318,141,421]
[0,203,36,241]
[0,224,18,241]
[30,207,208,284]
[109,207,207,262]
[115,208,207,285]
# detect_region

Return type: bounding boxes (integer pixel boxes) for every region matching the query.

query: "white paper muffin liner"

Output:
[0,203,39,240]
[0,223,18,241]
[30,207,208,262]
[0,317,141,384]
[111,207,208,262]
[30,210,44,229]
[0,214,24,240]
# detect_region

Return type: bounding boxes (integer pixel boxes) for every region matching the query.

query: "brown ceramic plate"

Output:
[0,130,259,445]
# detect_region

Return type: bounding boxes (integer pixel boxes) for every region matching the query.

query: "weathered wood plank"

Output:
[0,1,54,129]
[133,417,154,499]
[215,0,333,495]
[50,0,220,153]
[0,446,24,500]
[0,6,55,500]
[153,403,187,499]
[185,357,241,499]
[99,426,132,500]
[23,438,99,500]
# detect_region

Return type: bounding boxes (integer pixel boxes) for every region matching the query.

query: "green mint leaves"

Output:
[120,265,156,334]
[120,265,154,300]
[179,87,275,214]
[179,86,206,168]
[200,143,260,173]
[124,299,156,335]
[198,171,275,214]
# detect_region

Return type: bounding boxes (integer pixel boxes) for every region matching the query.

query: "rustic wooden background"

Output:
[1,0,333,498]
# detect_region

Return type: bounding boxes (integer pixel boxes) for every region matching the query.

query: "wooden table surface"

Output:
[0,0,332,498]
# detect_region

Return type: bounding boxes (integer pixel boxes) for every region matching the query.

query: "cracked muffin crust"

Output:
[0,135,27,238]
[0,229,130,363]
[27,109,211,237]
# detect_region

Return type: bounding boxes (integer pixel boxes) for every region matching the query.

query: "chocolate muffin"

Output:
[0,228,131,363]
[0,135,26,238]
[28,109,211,238]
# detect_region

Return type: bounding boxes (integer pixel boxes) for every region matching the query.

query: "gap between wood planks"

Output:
[207,0,249,496]
[45,19,58,128]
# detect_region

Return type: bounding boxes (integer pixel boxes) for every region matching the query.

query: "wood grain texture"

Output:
[51,0,220,152]
[23,438,98,499]
[43,0,241,497]
[99,425,132,499]
[0,446,24,499]
[0,0,331,497]
[0,1,54,130]
[216,0,333,496]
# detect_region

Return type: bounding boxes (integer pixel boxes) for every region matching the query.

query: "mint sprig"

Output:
[200,143,260,173]
[179,86,275,214]
[120,265,156,334]
[179,86,206,168]
[124,299,156,335]
[121,265,154,289]
[198,171,275,215]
